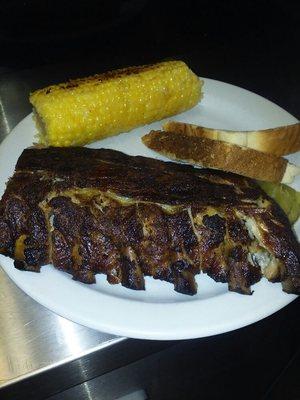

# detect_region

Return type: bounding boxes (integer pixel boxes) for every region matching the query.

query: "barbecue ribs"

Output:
[0,147,299,295]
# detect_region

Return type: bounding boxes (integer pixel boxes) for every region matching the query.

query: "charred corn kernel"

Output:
[30,61,203,147]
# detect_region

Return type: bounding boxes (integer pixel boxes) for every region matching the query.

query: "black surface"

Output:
[45,297,300,400]
[264,347,300,400]
[142,298,300,400]
[0,0,299,118]
[1,1,300,399]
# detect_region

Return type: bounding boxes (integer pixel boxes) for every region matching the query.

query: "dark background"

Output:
[0,1,299,399]
[0,0,299,118]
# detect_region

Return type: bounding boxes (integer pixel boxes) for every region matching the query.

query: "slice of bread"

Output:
[163,121,300,156]
[142,130,300,183]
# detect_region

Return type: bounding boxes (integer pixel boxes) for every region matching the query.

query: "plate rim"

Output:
[0,77,299,340]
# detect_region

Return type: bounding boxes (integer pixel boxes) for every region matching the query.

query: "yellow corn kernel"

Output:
[29,61,203,147]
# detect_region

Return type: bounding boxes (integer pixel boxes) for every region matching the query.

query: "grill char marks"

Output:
[228,246,261,295]
[166,210,199,294]
[49,195,144,290]
[191,209,228,284]
[0,147,300,295]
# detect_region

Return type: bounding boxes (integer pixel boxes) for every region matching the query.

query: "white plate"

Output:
[0,78,299,340]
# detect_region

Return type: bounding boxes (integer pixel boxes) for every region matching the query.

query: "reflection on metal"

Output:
[82,382,93,400]
[57,318,89,355]
[0,99,10,137]
[116,390,147,400]
[0,78,32,141]
[0,266,119,387]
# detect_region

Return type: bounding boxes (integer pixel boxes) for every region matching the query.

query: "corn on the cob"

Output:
[30,61,203,147]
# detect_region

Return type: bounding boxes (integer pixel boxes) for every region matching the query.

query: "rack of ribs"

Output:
[0,147,299,295]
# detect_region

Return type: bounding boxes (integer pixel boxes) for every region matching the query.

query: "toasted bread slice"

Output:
[142,130,300,183]
[163,121,300,156]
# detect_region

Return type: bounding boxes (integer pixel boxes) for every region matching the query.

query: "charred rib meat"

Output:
[0,147,299,295]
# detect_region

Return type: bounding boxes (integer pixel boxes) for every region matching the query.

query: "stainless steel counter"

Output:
[0,66,173,399]
[0,267,122,386]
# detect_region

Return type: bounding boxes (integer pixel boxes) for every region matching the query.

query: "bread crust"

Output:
[143,130,289,182]
[163,121,300,156]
